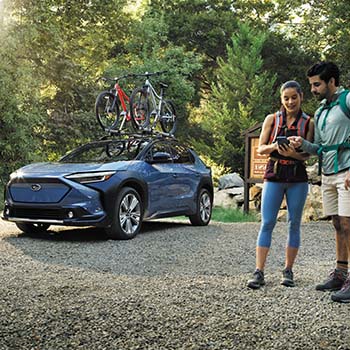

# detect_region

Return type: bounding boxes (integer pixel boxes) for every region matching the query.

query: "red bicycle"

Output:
[95,74,146,133]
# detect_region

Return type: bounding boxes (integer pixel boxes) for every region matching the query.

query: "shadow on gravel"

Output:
[4,220,241,277]
[13,220,190,242]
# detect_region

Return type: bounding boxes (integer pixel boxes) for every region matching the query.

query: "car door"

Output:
[142,141,178,214]
[168,142,200,211]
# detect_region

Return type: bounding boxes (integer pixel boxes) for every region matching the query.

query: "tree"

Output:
[190,23,276,175]
[113,8,203,139]
[0,45,44,189]
[2,0,132,157]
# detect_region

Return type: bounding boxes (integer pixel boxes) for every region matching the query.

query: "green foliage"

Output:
[0,46,43,188]
[1,0,350,192]
[190,23,276,174]
[119,9,203,139]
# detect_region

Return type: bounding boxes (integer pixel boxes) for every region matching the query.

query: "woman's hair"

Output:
[280,80,302,95]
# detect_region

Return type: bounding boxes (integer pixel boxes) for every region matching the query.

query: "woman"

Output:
[247,80,314,289]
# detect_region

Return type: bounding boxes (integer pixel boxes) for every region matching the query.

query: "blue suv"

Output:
[2,135,213,239]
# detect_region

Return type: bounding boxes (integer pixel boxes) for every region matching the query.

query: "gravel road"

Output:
[0,218,350,350]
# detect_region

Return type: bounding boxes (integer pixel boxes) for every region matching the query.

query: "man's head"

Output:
[307,61,340,101]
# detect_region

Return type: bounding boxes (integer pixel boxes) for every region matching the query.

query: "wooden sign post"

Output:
[244,123,268,213]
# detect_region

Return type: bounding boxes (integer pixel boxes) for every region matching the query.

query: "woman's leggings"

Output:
[257,181,309,248]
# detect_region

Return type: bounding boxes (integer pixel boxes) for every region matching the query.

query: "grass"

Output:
[173,207,259,223]
[211,206,259,223]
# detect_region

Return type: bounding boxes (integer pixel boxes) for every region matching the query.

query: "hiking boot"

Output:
[281,268,295,287]
[331,275,350,303]
[247,269,265,289]
[315,269,347,291]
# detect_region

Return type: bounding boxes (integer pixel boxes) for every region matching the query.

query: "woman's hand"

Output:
[277,143,296,157]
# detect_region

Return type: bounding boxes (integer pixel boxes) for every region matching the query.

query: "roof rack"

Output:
[99,129,176,141]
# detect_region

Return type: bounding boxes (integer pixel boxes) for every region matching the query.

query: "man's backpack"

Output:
[316,90,350,130]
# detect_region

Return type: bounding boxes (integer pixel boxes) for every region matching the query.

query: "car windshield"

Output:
[60,139,150,163]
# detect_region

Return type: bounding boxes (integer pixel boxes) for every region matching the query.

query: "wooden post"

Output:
[243,123,268,213]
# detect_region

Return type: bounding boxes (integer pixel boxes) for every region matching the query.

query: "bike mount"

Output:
[100,128,175,140]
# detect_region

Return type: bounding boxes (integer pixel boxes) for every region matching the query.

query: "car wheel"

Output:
[16,222,50,234]
[105,187,143,240]
[189,188,212,226]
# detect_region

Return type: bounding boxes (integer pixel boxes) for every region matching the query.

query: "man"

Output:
[290,61,350,303]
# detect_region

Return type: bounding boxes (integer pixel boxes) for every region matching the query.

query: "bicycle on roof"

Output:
[129,71,177,135]
[95,74,146,133]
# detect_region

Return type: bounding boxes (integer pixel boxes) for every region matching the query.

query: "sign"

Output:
[243,122,268,213]
[249,137,268,180]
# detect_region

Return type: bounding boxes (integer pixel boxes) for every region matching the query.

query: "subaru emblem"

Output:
[31,184,42,192]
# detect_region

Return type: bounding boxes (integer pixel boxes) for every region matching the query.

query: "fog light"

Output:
[67,211,74,219]
[5,208,10,216]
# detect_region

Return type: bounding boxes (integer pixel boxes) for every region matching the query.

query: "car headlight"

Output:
[65,171,116,184]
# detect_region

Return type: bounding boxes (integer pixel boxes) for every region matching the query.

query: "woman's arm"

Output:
[257,114,279,155]
[277,118,315,161]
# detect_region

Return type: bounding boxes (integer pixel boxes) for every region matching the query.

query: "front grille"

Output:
[10,181,70,203]
[11,208,68,220]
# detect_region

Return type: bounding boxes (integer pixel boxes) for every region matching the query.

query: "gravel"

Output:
[0,219,350,350]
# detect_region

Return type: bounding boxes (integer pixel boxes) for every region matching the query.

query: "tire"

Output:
[95,91,120,131]
[189,188,212,226]
[16,222,50,234]
[129,88,150,130]
[160,100,177,134]
[105,187,143,240]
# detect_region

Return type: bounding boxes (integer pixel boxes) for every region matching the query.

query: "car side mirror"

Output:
[148,151,172,164]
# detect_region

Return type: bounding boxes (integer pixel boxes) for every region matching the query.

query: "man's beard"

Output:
[313,92,325,101]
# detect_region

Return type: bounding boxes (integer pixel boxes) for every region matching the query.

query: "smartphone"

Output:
[276,136,290,145]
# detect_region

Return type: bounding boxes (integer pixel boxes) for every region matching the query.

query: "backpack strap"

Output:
[317,142,350,174]
[296,112,310,137]
[338,89,350,119]
[269,111,283,144]
[316,90,350,130]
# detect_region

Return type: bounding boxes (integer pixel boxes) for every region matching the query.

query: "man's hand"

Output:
[345,171,350,190]
[288,136,303,148]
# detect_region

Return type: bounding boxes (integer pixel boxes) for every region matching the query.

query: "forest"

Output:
[0,0,350,191]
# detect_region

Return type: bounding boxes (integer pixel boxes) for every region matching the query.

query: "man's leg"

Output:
[335,216,349,270]
[316,215,348,291]
[331,216,350,302]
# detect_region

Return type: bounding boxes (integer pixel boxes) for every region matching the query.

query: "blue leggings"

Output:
[257,181,308,248]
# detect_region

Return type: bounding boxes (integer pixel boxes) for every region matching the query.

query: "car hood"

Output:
[13,161,130,177]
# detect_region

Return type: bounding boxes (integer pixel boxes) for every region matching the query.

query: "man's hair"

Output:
[306,61,340,86]
[280,80,302,95]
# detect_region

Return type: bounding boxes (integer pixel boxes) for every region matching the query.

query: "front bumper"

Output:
[2,203,108,227]
[2,177,110,227]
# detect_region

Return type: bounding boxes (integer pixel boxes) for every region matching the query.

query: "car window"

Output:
[169,143,194,164]
[146,142,172,161]
[60,139,149,163]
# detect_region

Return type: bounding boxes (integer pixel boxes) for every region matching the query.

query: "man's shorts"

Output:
[322,171,350,217]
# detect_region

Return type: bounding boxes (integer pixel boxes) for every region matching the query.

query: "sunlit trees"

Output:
[190,24,276,174]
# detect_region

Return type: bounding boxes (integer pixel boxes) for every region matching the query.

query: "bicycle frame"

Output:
[143,78,164,127]
[113,81,131,130]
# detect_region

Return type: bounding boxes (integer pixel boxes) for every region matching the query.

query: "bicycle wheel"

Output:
[160,100,177,134]
[129,88,150,130]
[95,91,120,131]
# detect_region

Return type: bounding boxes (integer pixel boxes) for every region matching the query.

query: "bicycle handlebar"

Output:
[100,74,135,83]
[100,71,168,83]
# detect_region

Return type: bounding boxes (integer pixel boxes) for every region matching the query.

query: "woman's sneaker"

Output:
[247,269,265,289]
[281,268,295,287]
